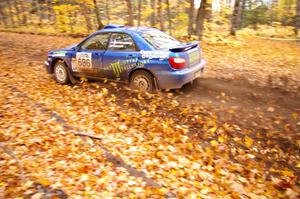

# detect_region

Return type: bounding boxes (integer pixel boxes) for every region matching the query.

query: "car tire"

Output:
[130,70,155,92]
[54,61,70,84]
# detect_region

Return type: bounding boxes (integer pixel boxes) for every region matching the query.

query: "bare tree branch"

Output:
[0,142,25,183]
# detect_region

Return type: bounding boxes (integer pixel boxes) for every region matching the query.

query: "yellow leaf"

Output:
[141,110,147,116]
[210,140,218,147]
[296,162,300,169]
[80,174,89,181]
[281,170,294,177]
[244,136,253,148]
[209,126,217,134]
[80,77,88,82]
[186,143,194,151]
[102,88,108,95]
[38,178,51,186]
[156,151,163,158]
[296,140,300,147]
[292,112,298,120]
[218,135,226,143]
[31,162,39,168]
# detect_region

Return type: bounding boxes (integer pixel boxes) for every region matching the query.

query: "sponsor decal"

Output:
[110,61,122,77]
[140,50,169,59]
[188,49,200,64]
[51,51,67,57]
[71,58,78,72]
[71,52,92,72]
[109,41,134,48]
[76,52,92,69]
[103,57,150,77]
[71,53,151,76]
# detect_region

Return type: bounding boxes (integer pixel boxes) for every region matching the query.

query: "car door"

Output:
[102,33,140,80]
[71,33,110,77]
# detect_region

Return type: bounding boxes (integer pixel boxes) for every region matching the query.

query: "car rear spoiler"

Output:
[169,41,199,52]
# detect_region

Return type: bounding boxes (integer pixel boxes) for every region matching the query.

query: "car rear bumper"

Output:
[155,59,206,89]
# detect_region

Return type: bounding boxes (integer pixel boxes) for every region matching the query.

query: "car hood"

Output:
[62,43,78,50]
[48,43,78,54]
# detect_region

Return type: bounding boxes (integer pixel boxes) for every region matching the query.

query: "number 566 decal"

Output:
[76,52,92,68]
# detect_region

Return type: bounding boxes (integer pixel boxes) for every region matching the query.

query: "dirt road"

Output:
[0,32,299,197]
[1,31,299,132]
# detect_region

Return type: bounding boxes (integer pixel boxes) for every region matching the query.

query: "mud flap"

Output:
[67,67,78,84]
[154,77,159,91]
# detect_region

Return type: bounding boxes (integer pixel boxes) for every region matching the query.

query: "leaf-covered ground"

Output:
[0,32,299,198]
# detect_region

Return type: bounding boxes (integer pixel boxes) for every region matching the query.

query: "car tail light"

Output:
[169,57,186,70]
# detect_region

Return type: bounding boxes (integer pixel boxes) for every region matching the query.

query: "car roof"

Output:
[95,25,158,35]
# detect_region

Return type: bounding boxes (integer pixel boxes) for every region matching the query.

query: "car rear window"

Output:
[141,30,181,50]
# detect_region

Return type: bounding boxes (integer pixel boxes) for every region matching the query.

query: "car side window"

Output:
[80,33,110,50]
[108,33,137,51]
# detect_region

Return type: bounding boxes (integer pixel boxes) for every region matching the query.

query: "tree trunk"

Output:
[296,0,300,41]
[230,0,241,36]
[19,0,28,25]
[45,0,54,25]
[7,0,15,27]
[150,0,157,27]
[35,0,43,28]
[92,0,104,29]
[239,0,246,29]
[137,0,142,26]
[188,0,195,35]
[195,0,207,39]
[166,0,172,35]
[69,12,74,34]
[158,0,164,30]
[27,0,34,26]
[125,0,134,26]
[105,0,110,23]
[0,2,8,27]
[13,0,21,26]
[82,8,93,33]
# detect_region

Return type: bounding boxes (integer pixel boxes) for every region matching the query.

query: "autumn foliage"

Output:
[0,29,299,198]
[0,1,300,198]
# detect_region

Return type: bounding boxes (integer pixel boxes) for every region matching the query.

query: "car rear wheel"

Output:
[54,61,70,84]
[130,70,155,92]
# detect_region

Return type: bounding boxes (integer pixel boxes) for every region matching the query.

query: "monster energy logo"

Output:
[110,61,123,77]
[105,58,151,77]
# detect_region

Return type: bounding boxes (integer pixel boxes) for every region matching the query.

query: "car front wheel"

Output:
[130,70,155,92]
[54,61,70,84]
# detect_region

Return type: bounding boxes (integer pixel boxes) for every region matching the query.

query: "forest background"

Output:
[0,0,299,41]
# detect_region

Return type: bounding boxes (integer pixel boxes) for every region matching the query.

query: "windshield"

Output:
[141,30,181,50]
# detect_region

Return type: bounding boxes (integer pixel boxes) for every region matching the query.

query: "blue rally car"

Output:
[45,24,206,91]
